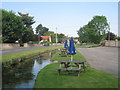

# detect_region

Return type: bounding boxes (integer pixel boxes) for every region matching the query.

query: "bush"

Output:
[40,41,52,44]
[115,36,120,40]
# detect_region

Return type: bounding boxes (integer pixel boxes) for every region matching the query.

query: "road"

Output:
[77,47,119,77]
[1,45,61,55]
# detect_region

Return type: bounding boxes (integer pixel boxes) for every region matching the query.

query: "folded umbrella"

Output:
[64,40,68,49]
[68,37,76,61]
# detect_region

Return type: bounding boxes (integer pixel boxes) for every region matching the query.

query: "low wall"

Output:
[0,43,62,50]
[0,43,44,50]
[23,43,43,47]
[1,43,20,50]
[104,40,120,47]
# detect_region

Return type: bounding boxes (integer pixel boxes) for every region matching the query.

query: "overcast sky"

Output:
[2,1,118,37]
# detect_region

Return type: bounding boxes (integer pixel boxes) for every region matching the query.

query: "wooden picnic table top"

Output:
[59,60,85,64]
[57,68,81,71]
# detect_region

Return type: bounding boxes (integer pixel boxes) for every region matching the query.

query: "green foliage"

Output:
[2,9,24,43]
[50,33,56,43]
[0,9,2,31]
[2,9,35,44]
[105,31,116,40]
[18,12,35,43]
[115,36,120,40]
[57,33,66,43]
[43,31,54,36]
[22,26,34,43]
[78,15,109,44]
[43,31,66,43]
[35,24,49,36]
[20,56,27,62]
[40,40,52,44]
[18,12,35,27]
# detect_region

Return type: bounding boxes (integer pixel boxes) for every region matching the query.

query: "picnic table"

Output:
[57,60,86,76]
[60,48,68,57]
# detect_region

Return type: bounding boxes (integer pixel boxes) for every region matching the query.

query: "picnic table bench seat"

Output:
[67,65,78,67]
[57,68,81,76]
[57,68,81,71]
[56,60,86,76]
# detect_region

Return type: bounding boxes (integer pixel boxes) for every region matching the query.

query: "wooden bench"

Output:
[61,50,67,57]
[57,68,81,76]
[60,48,70,57]
[59,61,86,72]
[57,61,86,76]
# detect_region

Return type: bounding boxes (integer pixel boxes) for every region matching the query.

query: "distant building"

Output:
[62,37,80,44]
[73,37,80,44]
[40,36,51,42]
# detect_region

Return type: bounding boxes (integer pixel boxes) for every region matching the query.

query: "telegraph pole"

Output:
[108,22,110,46]
[56,27,58,44]
[38,31,40,44]
[108,22,110,41]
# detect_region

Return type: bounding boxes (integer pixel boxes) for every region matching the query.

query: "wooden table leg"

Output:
[58,69,61,75]
[83,63,85,72]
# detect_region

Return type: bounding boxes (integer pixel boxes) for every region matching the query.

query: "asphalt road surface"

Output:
[77,47,119,77]
[1,45,61,55]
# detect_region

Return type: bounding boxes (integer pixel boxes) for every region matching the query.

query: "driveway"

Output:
[77,47,119,77]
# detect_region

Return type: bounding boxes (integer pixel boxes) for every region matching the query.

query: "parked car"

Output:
[43,43,49,46]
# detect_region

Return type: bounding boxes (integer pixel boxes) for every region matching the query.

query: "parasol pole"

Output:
[71,55,73,61]
[71,55,73,69]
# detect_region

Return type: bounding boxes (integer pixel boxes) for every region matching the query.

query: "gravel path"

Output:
[77,47,119,77]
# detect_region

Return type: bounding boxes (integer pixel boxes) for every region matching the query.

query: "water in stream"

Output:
[2,52,53,88]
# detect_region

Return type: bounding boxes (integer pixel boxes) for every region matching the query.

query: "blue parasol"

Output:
[68,37,76,61]
[64,40,68,49]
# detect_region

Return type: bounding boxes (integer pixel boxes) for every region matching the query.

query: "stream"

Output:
[2,51,53,88]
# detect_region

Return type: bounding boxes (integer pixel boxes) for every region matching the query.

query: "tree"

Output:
[77,15,109,44]
[43,31,54,36]
[35,24,49,36]
[115,36,120,40]
[57,33,66,43]
[0,10,2,43]
[22,26,34,43]
[106,31,116,40]
[2,9,24,43]
[43,31,66,43]
[18,12,35,43]
[2,10,35,45]
[18,12,35,27]
[78,25,91,43]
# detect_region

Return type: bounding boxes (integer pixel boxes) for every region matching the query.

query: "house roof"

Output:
[40,36,50,39]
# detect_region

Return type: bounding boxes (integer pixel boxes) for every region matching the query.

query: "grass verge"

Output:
[76,43,100,48]
[34,50,118,88]
[1,46,62,62]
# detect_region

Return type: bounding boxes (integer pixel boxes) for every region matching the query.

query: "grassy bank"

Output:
[34,50,118,88]
[1,45,62,62]
[76,43,100,48]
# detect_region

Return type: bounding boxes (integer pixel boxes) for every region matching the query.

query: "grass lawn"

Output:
[51,50,86,62]
[1,45,62,62]
[34,50,118,88]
